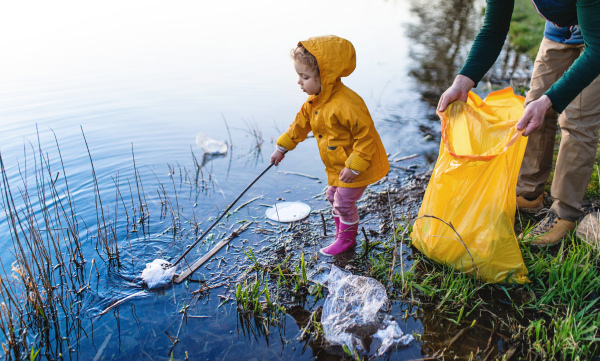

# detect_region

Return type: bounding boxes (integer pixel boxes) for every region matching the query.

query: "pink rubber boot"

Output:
[320,221,358,256]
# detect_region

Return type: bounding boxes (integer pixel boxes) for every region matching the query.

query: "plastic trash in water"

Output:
[196,132,228,155]
[140,259,176,289]
[318,265,413,357]
[265,202,311,222]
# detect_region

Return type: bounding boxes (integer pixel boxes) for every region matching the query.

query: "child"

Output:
[271,35,390,256]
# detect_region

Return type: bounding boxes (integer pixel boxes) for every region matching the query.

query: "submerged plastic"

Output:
[320,265,413,356]
[411,88,529,284]
[140,259,176,289]
[196,132,228,155]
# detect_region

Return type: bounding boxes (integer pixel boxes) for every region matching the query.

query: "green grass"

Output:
[235,250,315,319]
[388,219,600,359]
[509,0,546,60]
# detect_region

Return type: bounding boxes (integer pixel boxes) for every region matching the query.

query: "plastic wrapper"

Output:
[411,88,529,284]
[140,259,176,289]
[320,265,413,356]
[196,132,228,155]
[576,212,600,251]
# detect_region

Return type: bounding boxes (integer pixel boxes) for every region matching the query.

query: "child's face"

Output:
[294,60,321,95]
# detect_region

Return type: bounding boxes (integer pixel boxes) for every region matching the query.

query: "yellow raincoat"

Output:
[277,35,390,188]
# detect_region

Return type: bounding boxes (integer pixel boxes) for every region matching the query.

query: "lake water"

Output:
[0,0,501,359]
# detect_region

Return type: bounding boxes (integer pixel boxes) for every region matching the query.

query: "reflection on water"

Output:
[407,0,480,104]
[0,0,506,359]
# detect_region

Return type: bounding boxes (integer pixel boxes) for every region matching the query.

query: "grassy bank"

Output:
[232,175,600,360]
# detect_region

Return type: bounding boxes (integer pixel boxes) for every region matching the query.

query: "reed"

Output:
[0,136,93,358]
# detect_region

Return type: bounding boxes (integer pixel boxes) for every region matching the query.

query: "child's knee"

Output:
[326,186,337,204]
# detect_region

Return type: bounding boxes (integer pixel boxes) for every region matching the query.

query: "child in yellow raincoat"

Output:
[271,35,389,255]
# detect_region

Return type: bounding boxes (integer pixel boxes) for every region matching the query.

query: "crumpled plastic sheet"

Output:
[319,265,414,357]
[196,132,228,155]
[140,259,176,289]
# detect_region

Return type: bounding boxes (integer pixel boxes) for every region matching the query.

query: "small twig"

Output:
[393,153,419,162]
[232,196,263,213]
[167,312,186,355]
[414,214,479,277]
[444,327,469,349]
[298,310,316,340]
[276,171,320,180]
[361,227,370,259]
[97,290,145,317]
[387,187,405,290]
[77,258,96,295]
[320,211,327,237]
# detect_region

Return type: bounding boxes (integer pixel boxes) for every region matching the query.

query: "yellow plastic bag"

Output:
[411,88,529,284]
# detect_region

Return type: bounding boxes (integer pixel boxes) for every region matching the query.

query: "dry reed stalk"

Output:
[386,187,406,291]
[414,214,479,277]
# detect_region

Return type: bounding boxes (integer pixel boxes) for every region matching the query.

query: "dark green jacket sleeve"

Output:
[459,0,600,114]
[545,0,600,113]
[458,0,514,86]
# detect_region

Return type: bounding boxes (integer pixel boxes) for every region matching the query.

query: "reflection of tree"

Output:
[407,0,479,103]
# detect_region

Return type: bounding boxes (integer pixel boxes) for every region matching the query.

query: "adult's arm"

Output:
[516,0,600,135]
[458,0,515,85]
[438,0,514,111]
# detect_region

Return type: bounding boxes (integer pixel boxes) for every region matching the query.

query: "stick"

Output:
[393,153,419,162]
[387,187,405,290]
[97,290,146,317]
[414,214,479,276]
[276,171,320,180]
[360,227,370,259]
[320,211,327,236]
[172,163,273,266]
[232,196,263,213]
[174,222,253,284]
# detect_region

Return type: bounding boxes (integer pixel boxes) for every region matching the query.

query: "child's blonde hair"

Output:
[291,44,320,80]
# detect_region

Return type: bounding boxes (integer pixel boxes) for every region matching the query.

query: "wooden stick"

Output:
[174,221,253,284]
[393,153,419,162]
[97,290,145,317]
[276,171,320,180]
[232,195,263,213]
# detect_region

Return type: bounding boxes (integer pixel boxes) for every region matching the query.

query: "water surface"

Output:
[0,0,497,359]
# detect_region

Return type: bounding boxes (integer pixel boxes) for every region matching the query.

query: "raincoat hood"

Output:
[300,35,356,104]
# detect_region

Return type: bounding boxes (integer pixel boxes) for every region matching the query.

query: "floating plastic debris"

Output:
[196,132,228,155]
[140,259,176,289]
[320,265,413,357]
[265,201,311,222]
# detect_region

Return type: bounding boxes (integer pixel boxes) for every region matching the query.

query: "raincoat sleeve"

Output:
[277,104,312,151]
[340,108,378,173]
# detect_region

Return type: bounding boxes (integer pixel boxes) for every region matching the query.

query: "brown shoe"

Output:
[516,193,544,213]
[523,212,576,246]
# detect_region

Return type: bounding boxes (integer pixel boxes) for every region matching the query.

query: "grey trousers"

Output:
[517,37,600,222]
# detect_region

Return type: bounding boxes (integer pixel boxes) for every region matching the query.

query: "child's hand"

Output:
[270,149,285,166]
[339,167,358,183]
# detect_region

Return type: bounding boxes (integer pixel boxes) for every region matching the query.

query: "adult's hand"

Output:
[437,75,475,112]
[516,95,553,136]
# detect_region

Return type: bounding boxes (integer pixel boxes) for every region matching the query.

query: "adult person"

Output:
[437,0,600,246]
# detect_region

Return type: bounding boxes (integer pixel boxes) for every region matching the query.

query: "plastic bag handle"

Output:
[438,108,524,161]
